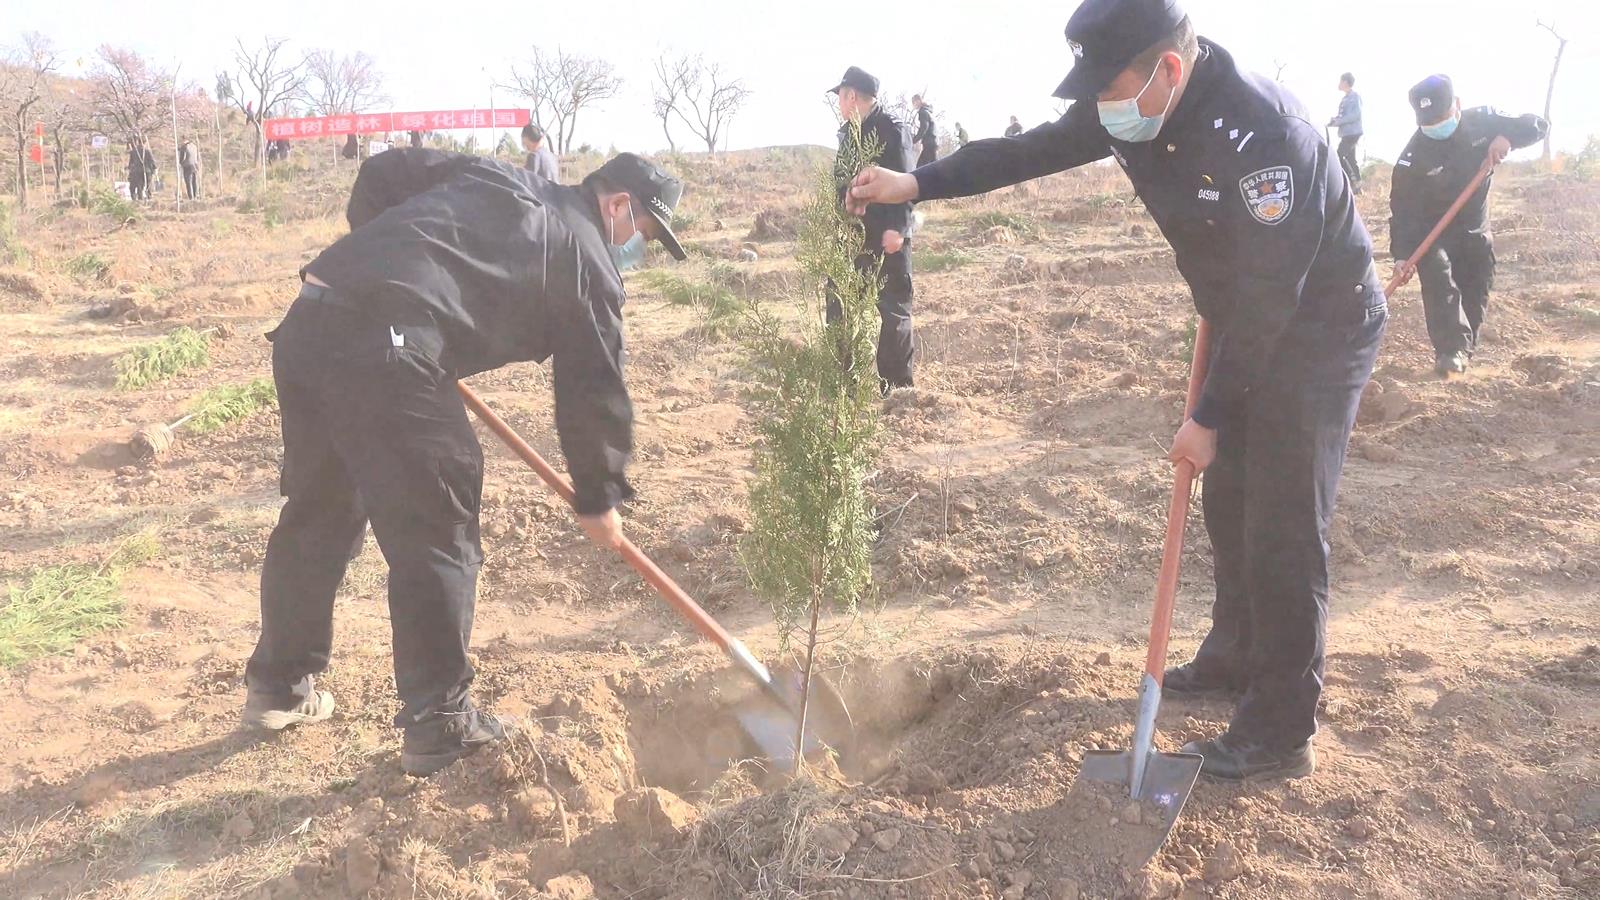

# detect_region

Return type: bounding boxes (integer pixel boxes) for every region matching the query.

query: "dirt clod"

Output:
[1204,840,1246,883]
[614,787,697,838]
[542,871,596,899]
[345,839,382,895]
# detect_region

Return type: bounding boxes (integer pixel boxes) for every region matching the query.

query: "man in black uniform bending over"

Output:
[851,0,1386,780]
[831,66,916,392]
[1391,75,1547,377]
[241,149,687,776]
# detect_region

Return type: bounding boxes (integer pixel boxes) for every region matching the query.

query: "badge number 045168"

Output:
[1239,166,1294,226]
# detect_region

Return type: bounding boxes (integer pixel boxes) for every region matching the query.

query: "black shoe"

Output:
[242,682,335,731]
[401,708,507,777]
[1435,351,1469,377]
[1181,732,1315,781]
[1162,661,1246,697]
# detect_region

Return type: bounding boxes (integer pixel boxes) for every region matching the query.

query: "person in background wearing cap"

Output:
[830,66,917,393]
[1391,75,1547,377]
[849,0,1386,781]
[522,123,560,183]
[1328,72,1362,193]
[242,148,687,776]
[912,94,938,166]
[1005,116,1025,138]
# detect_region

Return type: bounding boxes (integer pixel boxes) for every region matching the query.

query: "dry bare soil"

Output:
[1,149,1597,899]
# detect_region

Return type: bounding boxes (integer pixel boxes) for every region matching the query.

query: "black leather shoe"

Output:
[1162,661,1246,697]
[401,708,506,777]
[1181,733,1315,781]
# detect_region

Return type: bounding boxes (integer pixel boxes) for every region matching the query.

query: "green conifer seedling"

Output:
[742,121,886,772]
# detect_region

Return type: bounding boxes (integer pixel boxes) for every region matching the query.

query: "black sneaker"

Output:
[242,683,335,731]
[1181,732,1315,781]
[401,708,507,777]
[1435,351,1469,377]
[1162,661,1247,697]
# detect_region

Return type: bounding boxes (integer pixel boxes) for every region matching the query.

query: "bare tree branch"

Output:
[651,53,694,154]
[302,49,386,116]
[222,37,307,164]
[503,47,621,154]
[670,55,750,154]
[2,32,60,207]
[1537,18,1568,164]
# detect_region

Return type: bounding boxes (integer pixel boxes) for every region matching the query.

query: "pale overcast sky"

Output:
[9,0,1595,162]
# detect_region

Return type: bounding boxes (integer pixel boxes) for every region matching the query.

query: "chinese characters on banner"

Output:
[263,108,530,141]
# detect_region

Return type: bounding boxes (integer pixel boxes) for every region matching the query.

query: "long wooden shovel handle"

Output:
[455,382,745,659]
[1384,150,1498,297]
[1144,319,1212,682]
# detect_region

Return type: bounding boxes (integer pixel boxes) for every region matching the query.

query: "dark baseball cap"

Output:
[1409,74,1454,126]
[1054,0,1187,100]
[593,152,686,261]
[829,66,880,97]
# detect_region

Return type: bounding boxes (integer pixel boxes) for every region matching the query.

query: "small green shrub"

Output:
[966,210,1039,239]
[66,252,114,285]
[114,327,211,390]
[185,379,278,433]
[0,533,160,668]
[917,250,972,272]
[90,188,140,222]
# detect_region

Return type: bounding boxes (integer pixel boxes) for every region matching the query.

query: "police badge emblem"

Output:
[1068,39,1084,59]
[1239,166,1294,226]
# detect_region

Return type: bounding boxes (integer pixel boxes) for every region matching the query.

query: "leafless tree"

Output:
[1,32,59,207]
[1537,19,1568,164]
[40,76,90,196]
[89,46,170,168]
[651,53,693,154]
[504,47,621,153]
[1273,59,1288,83]
[672,55,750,153]
[221,37,306,164]
[303,49,386,115]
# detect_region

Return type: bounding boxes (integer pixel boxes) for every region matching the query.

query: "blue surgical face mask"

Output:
[1097,60,1177,143]
[1420,113,1459,141]
[608,202,647,271]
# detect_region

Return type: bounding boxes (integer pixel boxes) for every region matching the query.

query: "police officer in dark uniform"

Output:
[912,94,938,166]
[831,66,916,392]
[1391,75,1547,377]
[850,0,1386,780]
[242,148,687,777]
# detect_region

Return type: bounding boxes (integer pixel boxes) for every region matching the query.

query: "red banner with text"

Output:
[263,108,531,141]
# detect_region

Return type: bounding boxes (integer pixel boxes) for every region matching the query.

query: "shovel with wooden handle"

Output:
[1074,317,1212,866]
[455,382,855,772]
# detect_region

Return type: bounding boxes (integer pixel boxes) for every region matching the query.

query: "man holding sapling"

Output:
[242,148,687,776]
[850,0,1385,780]
[830,66,917,394]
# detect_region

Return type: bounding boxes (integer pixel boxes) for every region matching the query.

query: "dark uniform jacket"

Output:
[1389,107,1547,259]
[913,39,1377,429]
[304,148,633,513]
[838,106,912,252]
[914,106,936,149]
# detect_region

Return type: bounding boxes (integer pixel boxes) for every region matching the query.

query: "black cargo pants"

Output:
[1190,289,1387,751]
[1416,229,1495,358]
[826,242,915,389]
[1336,135,1361,188]
[245,283,483,730]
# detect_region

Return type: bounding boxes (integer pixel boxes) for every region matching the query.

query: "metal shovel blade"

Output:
[731,662,856,772]
[1077,747,1203,870]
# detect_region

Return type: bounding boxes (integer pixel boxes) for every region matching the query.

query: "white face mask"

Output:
[1097,60,1177,143]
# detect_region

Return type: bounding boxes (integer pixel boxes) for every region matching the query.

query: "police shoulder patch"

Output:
[1239,165,1294,226]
